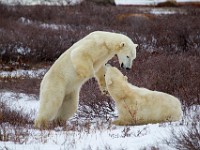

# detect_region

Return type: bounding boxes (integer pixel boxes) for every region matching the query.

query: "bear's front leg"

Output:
[95,65,109,95]
[71,50,94,79]
[75,64,94,79]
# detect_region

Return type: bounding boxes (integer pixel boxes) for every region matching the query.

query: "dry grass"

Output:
[173,125,200,150]
[0,100,32,143]
[0,1,199,117]
[0,101,33,126]
[0,1,200,63]
[167,120,200,150]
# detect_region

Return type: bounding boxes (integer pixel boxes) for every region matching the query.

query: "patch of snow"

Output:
[18,17,32,25]
[40,23,67,30]
[0,91,38,118]
[115,0,200,5]
[150,9,177,15]
[149,8,187,15]
[0,0,83,6]
[115,0,167,5]
[18,17,93,31]
[0,68,47,79]
[16,46,31,55]
[177,0,200,2]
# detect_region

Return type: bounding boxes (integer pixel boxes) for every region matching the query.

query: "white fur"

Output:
[34,31,137,128]
[105,66,183,126]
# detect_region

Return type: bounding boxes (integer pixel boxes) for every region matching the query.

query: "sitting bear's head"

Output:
[105,65,128,86]
[117,39,138,70]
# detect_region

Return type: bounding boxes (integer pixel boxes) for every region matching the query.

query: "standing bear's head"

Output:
[117,38,138,70]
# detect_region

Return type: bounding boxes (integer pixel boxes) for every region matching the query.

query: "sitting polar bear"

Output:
[105,65,183,126]
[34,31,138,128]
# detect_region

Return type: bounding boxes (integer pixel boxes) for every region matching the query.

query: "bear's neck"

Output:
[107,81,131,100]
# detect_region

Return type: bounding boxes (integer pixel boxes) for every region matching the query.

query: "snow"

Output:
[0,68,47,79]
[18,17,93,32]
[0,67,199,150]
[0,67,197,149]
[18,17,65,30]
[150,9,177,15]
[115,0,164,5]
[0,0,199,149]
[115,0,200,5]
[16,46,31,55]
[0,91,39,119]
[0,0,83,5]
[0,89,199,150]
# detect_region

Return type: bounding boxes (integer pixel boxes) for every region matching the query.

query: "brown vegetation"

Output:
[0,1,199,64]
[0,101,33,126]
[0,1,199,115]
[0,0,199,131]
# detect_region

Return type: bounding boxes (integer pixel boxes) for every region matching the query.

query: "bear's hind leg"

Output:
[54,90,79,125]
[34,90,65,129]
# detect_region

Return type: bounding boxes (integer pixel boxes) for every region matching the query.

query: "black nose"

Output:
[126,68,131,70]
[121,63,124,68]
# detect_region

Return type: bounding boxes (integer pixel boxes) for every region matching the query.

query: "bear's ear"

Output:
[120,42,125,48]
[134,44,138,48]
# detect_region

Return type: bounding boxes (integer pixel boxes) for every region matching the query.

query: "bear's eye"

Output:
[126,56,129,58]
[104,75,105,77]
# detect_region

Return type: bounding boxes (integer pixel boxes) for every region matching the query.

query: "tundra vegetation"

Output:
[0,1,200,149]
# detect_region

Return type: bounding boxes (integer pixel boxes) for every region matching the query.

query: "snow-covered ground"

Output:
[115,0,200,5]
[0,0,199,149]
[0,68,47,79]
[0,69,199,150]
[115,0,166,5]
[149,8,186,15]
[0,90,199,150]
[0,50,199,149]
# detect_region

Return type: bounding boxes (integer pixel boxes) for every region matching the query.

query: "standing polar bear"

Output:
[105,65,183,126]
[34,31,138,128]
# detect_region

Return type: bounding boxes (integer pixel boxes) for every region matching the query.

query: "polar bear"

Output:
[34,31,138,128]
[105,65,183,126]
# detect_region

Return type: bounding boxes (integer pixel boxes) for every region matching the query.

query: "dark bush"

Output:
[157,1,177,7]
[127,51,200,107]
[79,78,114,119]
